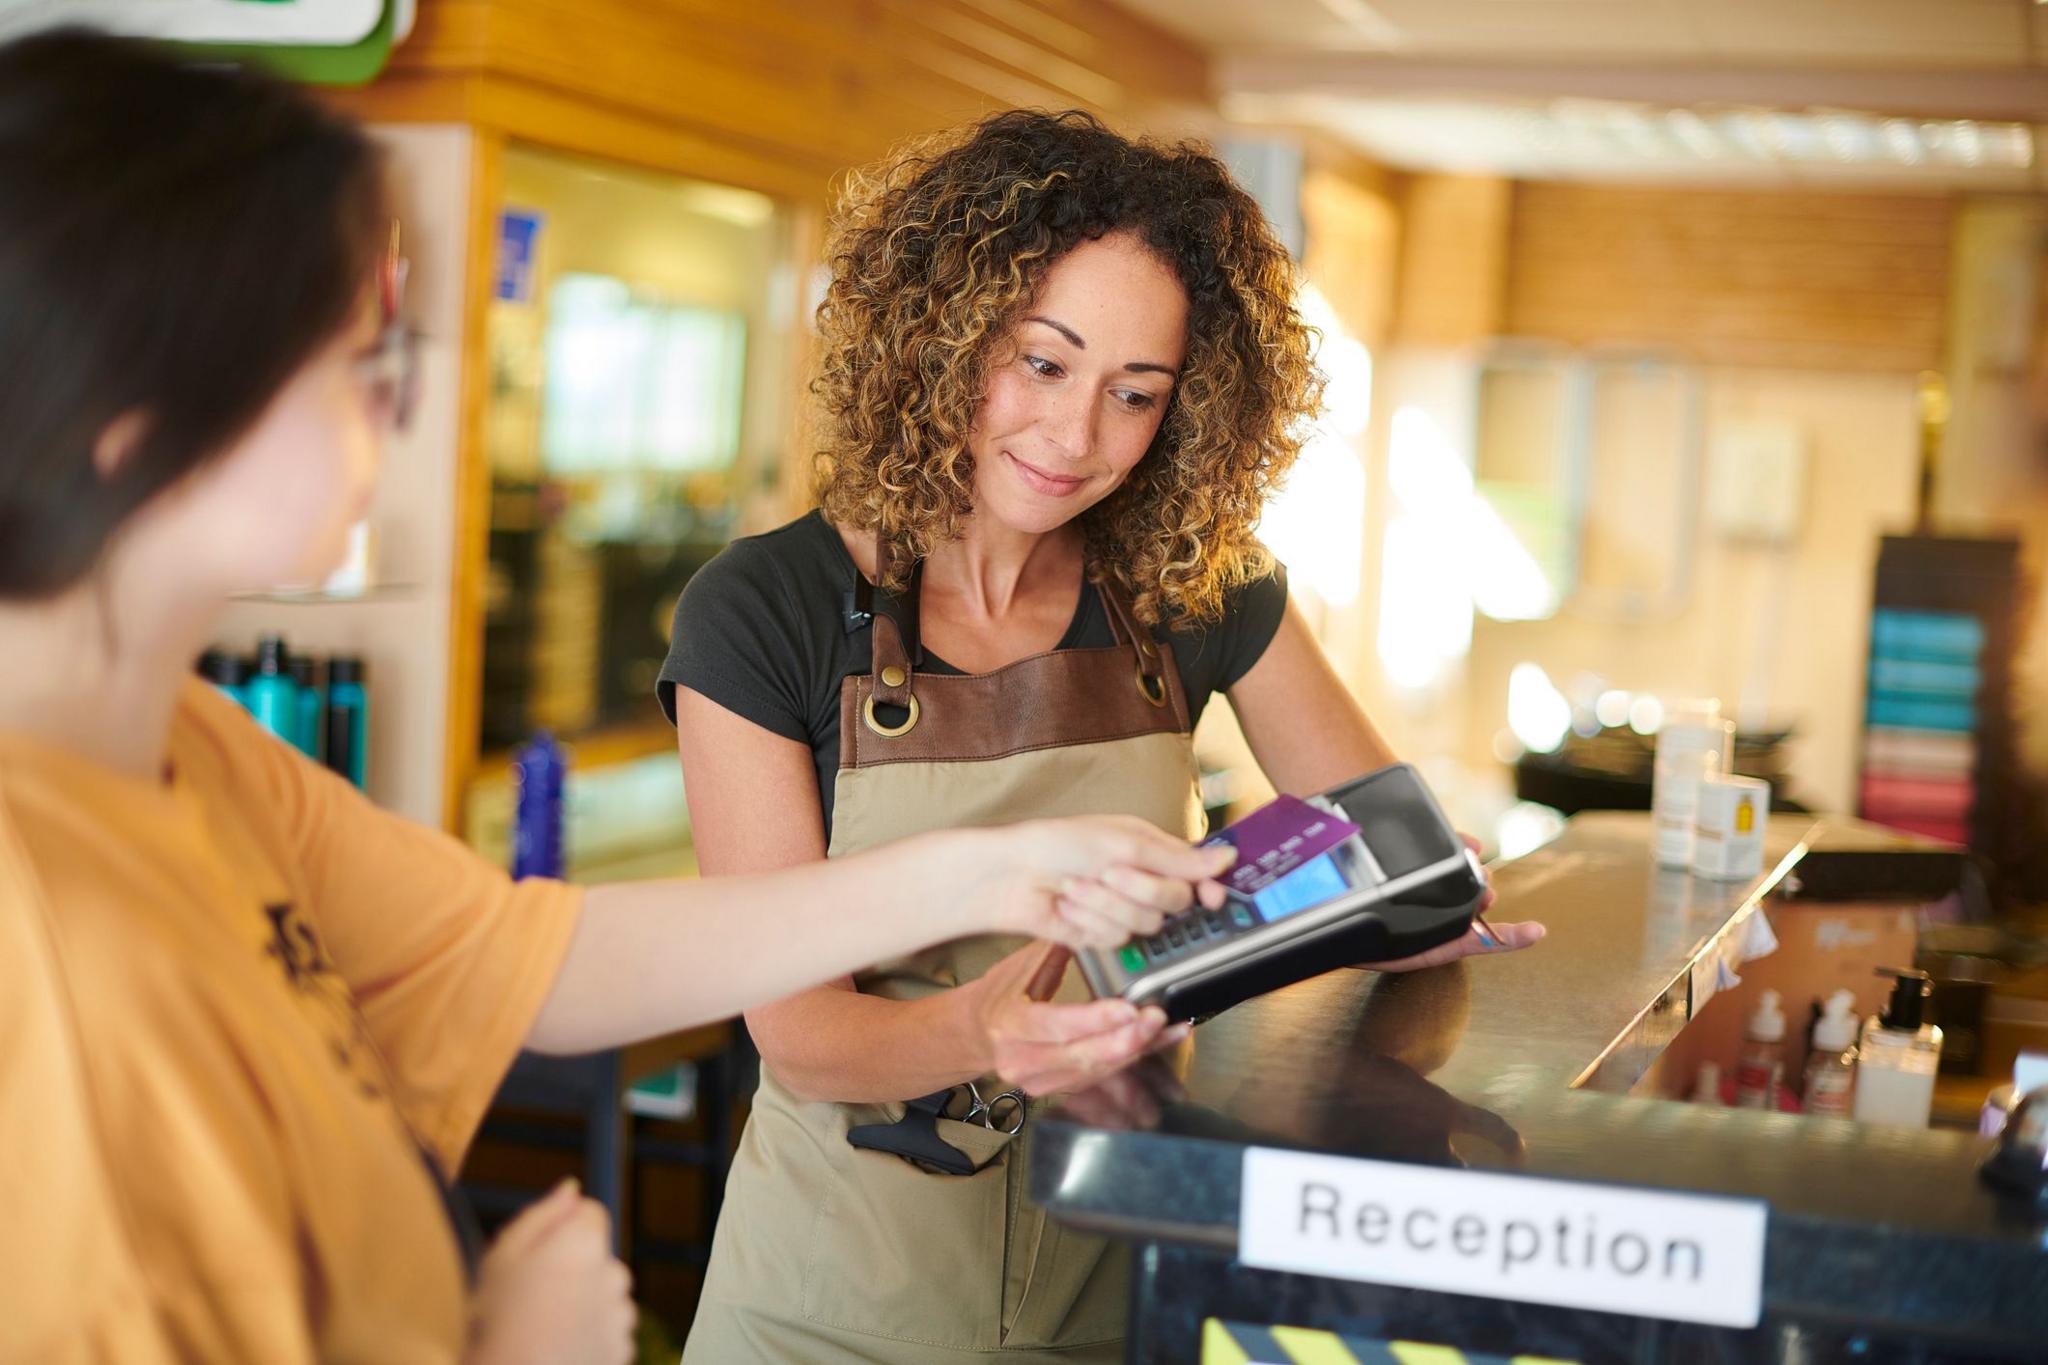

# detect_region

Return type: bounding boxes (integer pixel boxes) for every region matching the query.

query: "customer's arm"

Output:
[666,685,1196,1102]
[523,803,1226,1056]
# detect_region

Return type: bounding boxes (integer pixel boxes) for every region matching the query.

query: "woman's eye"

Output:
[1024,354,1062,379]
[1114,390,1157,412]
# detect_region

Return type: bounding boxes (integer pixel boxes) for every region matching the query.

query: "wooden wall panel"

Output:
[1392,175,1512,346]
[354,0,1212,194]
[1505,183,1955,371]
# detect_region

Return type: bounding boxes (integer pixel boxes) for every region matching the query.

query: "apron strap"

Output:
[1095,571,1174,711]
[866,528,920,709]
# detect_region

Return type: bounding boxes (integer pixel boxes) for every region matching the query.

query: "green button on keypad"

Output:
[1118,945,1146,973]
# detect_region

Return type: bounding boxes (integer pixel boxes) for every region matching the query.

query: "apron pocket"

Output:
[801,1116,1014,1349]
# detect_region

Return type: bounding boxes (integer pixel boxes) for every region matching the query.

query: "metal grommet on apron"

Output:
[683,533,1205,1364]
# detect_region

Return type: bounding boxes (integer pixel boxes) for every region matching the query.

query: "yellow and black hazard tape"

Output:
[1201,1318,1580,1365]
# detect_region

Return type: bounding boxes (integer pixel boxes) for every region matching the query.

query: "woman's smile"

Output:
[1004,450,1090,498]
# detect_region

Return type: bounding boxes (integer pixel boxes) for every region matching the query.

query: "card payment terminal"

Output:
[1076,763,1487,1022]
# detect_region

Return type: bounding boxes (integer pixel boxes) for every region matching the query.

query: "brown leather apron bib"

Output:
[683,552,1203,1363]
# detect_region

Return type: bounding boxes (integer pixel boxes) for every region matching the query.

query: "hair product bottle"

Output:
[511,732,567,880]
[323,657,369,789]
[1652,698,1734,867]
[246,636,298,746]
[1853,969,1943,1129]
[1803,989,1860,1119]
[287,654,322,760]
[1736,988,1787,1109]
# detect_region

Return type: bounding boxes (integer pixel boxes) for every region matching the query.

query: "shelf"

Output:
[228,583,420,605]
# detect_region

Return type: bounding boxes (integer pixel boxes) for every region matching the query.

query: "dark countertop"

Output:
[1030,813,2048,1347]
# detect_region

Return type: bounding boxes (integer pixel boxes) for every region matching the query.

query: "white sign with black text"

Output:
[1239,1148,1767,1328]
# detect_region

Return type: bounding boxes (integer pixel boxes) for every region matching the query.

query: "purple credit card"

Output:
[1204,795,1362,898]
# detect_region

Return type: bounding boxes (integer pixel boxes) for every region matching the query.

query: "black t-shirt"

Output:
[657,510,1289,838]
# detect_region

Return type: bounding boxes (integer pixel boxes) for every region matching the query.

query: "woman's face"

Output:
[146,293,389,594]
[967,231,1189,537]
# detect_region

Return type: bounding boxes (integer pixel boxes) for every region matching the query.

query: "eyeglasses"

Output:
[358,220,420,433]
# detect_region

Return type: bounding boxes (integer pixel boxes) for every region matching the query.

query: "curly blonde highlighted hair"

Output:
[810,109,1323,628]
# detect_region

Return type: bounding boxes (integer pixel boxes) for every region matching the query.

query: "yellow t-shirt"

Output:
[0,680,584,1364]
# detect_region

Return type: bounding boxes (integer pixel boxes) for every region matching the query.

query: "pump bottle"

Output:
[1852,968,1943,1129]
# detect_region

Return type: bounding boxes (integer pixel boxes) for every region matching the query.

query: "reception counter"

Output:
[1030,813,2047,1364]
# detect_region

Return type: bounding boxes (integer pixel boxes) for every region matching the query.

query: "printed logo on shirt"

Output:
[263,902,389,1102]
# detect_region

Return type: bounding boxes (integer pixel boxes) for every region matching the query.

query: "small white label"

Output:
[1240,1148,1766,1328]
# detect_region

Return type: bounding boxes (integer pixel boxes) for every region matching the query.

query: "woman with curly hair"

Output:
[660,109,1538,1363]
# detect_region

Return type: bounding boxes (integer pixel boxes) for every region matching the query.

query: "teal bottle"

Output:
[287,654,322,759]
[245,637,298,746]
[323,657,369,789]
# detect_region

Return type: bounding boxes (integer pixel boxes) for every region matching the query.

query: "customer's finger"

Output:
[1099,864,1195,914]
[1084,820,1236,884]
[1050,887,1140,947]
[1058,876,1166,937]
[490,1178,583,1257]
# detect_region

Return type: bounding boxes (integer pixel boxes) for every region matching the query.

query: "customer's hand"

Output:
[467,1180,634,1365]
[1358,834,1545,972]
[964,943,1191,1097]
[960,815,1233,951]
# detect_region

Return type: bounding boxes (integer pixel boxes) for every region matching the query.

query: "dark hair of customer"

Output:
[0,27,389,600]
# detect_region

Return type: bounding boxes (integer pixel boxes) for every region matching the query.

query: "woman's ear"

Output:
[92,409,150,481]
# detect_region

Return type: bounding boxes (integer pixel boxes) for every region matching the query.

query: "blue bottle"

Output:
[287,654,322,760]
[511,732,567,880]
[245,636,298,746]
[323,657,369,789]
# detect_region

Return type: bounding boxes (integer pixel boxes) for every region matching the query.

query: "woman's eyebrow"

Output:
[1026,314,1087,348]
[1026,315,1177,377]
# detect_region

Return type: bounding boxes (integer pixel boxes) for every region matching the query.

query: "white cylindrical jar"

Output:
[1652,699,1734,867]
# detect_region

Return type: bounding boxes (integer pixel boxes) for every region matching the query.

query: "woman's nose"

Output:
[1039,386,1098,464]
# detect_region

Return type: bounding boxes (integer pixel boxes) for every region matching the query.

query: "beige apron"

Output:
[683,552,1204,1363]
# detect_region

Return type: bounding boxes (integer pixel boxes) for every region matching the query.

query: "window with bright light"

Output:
[541,273,747,474]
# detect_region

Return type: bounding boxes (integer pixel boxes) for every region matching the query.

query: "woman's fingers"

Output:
[1459,833,1499,914]
[1479,920,1543,951]
[1004,997,1141,1046]
[1147,1020,1193,1054]
[993,1000,1169,1093]
[1044,1007,1167,1084]
[1366,919,1546,972]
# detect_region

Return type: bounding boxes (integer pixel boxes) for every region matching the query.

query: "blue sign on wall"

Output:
[496,209,545,304]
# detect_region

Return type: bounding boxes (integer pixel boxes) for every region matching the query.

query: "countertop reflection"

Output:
[1032,813,2046,1340]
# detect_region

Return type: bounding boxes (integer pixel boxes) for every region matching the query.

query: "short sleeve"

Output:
[0,810,183,1365]
[181,685,583,1172]
[1212,560,1290,691]
[1164,557,1291,713]
[657,536,818,742]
